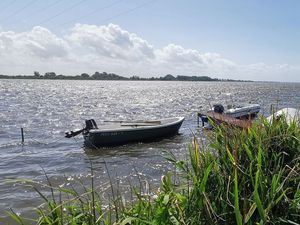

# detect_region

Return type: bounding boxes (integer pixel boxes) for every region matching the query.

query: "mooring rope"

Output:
[0,127,67,148]
[28,136,65,146]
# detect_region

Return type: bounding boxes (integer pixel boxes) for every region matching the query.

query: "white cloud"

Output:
[0,23,299,81]
[65,23,154,61]
[0,26,68,59]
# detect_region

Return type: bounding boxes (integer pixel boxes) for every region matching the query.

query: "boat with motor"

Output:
[65,117,185,147]
[212,103,261,119]
[197,103,261,129]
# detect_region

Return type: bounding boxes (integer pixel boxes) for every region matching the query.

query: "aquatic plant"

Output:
[8,114,300,224]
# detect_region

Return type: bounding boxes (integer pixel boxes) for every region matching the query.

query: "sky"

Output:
[0,0,299,82]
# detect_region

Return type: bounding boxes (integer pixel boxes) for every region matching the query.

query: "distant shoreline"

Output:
[0,72,252,82]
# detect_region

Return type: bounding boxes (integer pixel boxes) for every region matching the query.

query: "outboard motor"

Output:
[85,119,98,130]
[65,119,98,138]
[213,104,225,114]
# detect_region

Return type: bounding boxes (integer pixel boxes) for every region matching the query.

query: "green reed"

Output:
[122,114,300,224]
[8,114,300,224]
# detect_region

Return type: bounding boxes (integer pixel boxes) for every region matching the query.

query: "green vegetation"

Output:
[8,115,300,224]
[0,71,250,82]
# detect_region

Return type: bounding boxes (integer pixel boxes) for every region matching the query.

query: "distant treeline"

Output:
[0,71,251,82]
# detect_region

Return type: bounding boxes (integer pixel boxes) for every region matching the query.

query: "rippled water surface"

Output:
[1,79,300,222]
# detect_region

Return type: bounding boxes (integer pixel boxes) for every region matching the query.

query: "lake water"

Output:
[0,79,299,222]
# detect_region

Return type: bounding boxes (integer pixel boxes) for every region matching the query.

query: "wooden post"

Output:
[21,128,24,143]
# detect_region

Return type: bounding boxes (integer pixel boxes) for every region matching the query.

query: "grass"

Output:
[8,114,300,224]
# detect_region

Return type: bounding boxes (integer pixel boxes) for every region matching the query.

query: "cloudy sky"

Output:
[0,0,299,82]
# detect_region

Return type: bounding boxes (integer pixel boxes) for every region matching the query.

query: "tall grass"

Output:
[141,115,300,224]
[9,115,300,224]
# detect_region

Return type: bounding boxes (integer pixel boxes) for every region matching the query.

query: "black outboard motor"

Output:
[65,119,98,138]
[213,104,225,114]
[85,119,98,130]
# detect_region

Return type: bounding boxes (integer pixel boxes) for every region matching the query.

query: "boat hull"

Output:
[83,117,184,147]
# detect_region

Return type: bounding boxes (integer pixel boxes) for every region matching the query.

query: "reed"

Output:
[8,115,300,224]
[140,115,300,224]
